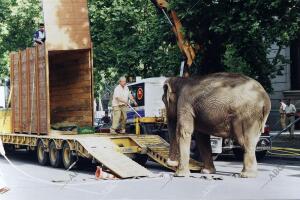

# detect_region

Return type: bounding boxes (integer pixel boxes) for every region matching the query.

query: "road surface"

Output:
[0,149,299,200]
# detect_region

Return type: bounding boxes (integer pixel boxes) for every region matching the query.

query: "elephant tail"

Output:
[261,104,271,133]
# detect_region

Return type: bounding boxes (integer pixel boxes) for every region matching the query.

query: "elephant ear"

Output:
[163,80,176,105]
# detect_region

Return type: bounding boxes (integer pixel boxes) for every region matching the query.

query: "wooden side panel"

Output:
[49,50,93,127]
[10,52,20,133]
[20,51,26,130]
[10,46,48,134]
[42,0,91,51]
[28,48,38,133]
[37,46,48,133]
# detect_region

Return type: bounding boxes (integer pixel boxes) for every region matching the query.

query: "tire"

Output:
[4,144,15,154]
[133,154,148,166]
[49,141,62,168]
[233,148,267,161]
[62,142,76,169]
[37,140,49,165]
[232,148,244,160]
[255,150,267,161]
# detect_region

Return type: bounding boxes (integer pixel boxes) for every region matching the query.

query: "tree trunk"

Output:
[198,38,225,75]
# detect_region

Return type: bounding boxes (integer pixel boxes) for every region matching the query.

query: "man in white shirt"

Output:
[285,99,297,138]
[279,99,287,129]
[110,77,138,134]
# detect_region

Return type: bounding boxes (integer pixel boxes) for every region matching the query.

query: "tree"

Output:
[0,0,41,80]
[1,0,299,94]
[168,0,300,92]
[88,0,181,96]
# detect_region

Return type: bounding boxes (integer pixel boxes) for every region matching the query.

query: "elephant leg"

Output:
[167,122,179,167]
[167,135,179,167]
[234,120,260,178]
[175,115,194,177]
[195,133,216,174]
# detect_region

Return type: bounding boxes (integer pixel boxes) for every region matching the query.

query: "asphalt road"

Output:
[0,148,299,200]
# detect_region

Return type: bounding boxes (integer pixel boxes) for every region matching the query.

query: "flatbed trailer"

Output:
[0,108,201,178]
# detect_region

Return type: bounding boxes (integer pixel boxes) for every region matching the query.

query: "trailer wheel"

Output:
[62,142,76,169]
[49,141,62,168]
[37,140,49,165]
[4,144,15,154]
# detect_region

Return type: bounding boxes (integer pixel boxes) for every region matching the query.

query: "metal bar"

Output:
[161,9,174,27]
[128,104,142,118]
[179,61,185,77]
[271,117,300,140]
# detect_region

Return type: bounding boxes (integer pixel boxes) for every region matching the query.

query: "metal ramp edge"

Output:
[130,135,203,171]
[76,137,153,178]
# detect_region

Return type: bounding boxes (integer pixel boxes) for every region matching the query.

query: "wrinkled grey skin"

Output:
[162,72,271,178]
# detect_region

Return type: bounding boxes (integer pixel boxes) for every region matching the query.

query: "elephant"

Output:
[162,72,271,178]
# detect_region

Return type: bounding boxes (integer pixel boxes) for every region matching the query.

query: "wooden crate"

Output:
[10,0,93,134]
[10,47,93,135]
[10,46,48,134]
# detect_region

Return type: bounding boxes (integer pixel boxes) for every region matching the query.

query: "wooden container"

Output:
[10,0,93,134]
[10,46,93,135]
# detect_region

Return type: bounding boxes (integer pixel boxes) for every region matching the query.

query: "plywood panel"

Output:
[77,137,153,178]
[10,47,93,134]
[42,0,91,51]
[49,49,93,127]
[10,46,48,134]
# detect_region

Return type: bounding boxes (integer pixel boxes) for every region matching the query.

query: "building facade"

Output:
[268,37,300,130]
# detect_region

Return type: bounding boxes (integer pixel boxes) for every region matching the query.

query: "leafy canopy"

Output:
[169,0,300,92]
[0,0,41,80]
[0,0,299,94]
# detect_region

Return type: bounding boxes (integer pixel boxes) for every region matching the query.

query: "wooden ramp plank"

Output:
[130,135,203,171]
[76,137,153,178]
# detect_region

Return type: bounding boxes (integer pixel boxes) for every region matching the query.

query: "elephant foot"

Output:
[240,170,257,178]
[166,158,179,167]
[174,169,190,177]
[201,167,216,174]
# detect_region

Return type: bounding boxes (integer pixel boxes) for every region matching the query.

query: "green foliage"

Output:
[223,44,251,75]
[0,0,42,80]
[88,0,181,96]
[1,0,299,94]
[169,0,300,92]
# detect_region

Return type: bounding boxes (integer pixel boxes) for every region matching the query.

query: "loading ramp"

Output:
[0,132,202,179]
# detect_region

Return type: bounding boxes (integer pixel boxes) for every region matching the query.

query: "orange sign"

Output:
[137,88,143,100]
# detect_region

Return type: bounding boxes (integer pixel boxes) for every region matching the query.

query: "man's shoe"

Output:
[120,129,126,134]
[110,128,117,134]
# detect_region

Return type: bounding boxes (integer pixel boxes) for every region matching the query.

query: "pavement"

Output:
[0,147,299,200]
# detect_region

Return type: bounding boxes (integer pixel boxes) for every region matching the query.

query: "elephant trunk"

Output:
[167,120,179,166]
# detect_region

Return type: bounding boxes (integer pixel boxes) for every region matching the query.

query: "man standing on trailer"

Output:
[110,77,138,134]
[33,23,46,46]
[285,99,297,139]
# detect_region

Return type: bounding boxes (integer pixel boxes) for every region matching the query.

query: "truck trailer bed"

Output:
[0,131,202,178]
